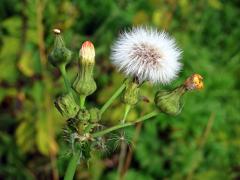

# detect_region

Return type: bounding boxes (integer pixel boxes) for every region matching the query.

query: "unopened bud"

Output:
[89,108,101,123]
[155,74,204,116]
[155,87,185,116]
[80,41,95,64]
[72,41,97,96]
[77,108,90,122]
[122,80,140,106]
[48,30,72,67]
[54,93,79,118]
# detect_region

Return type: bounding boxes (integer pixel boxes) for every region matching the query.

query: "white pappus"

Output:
[111,27,182,84]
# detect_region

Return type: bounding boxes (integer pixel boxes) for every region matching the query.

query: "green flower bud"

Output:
[122,80,140,106]
[48,29,72,67]
[77,108,90,134]
[89,108,101,123]
[154,73,204,116]
[77,108,90,122]
[72,41,97,96]
[154,86,186,116]
[54,93,79,118]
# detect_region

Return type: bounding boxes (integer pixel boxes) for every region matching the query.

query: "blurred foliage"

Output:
[0,0,240,179]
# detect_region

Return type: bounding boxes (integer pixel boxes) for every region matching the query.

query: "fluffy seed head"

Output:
[80,41,95,64]
[111,27,182,84]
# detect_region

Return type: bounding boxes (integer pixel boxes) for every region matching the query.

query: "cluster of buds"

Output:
[48,29,101,142]
[48,29,204,167]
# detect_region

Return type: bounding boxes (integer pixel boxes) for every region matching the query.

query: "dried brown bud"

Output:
[184,74,204,90]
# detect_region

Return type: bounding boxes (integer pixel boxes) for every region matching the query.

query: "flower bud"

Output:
[77,108,90,122]
[154,87,185,116]
[54,93,79,118]
[72,41,97,96]
[48,29,72,67]
[80,41,95,64]
[89,108,101,123]
[77,108,90,134]
[122,80,140,106]
[184,74,204,90]
[155,74,204,116]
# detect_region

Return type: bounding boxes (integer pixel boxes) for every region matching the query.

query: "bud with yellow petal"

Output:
[184,74,204,90]
[154,74,204,116]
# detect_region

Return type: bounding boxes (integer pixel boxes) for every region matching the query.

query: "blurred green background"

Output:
[0,0,240,179]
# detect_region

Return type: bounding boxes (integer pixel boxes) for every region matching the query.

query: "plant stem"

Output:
[118,105,131,177]
[59,64,71,93]
[99,83,126,116]
[80,95,86,109]
[121,105,131,124]
[64,152,80,180]
[92,111,159,138]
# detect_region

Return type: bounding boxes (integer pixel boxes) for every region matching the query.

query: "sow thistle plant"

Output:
[48,27,204,180]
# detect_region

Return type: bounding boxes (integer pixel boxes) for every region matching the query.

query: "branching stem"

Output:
[92,111,159,138]
[99,82,126,116]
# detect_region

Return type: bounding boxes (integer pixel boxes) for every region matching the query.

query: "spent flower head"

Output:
[184,74,204,90]
[111,26,182,84]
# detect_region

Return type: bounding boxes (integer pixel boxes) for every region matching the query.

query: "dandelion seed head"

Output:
[111,26,182,84]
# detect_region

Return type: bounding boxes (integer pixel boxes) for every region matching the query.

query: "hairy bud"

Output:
[89,108,101,123]
[154,87,185,116]
[122,80,140,106]
[77,108,90,122]
[155,74,204,116]
[48,29,72,67]
[54,93,79,118]
[72,41,97,96]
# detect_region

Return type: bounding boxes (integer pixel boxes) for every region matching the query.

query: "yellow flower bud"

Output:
[184,74,204,90]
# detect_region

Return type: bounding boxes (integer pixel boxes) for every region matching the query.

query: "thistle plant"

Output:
[48,27,204,180]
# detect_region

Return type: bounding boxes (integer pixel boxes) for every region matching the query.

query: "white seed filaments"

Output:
[111,27,182,84]
[53,28,61,34]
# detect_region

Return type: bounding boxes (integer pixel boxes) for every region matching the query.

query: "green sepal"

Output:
[89,108,101,123]
[48,34,72,67]
[77,108,90,122]
[54,93,79,118]
[154,86,186,116]
[72,70,97,97]
[122,80,140,106]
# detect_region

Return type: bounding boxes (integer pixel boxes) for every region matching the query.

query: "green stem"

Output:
[99,82,126,116]
[118,104,131,178]
[64,152,80,180]
[80,95,86,109]
[59,64,71,93]
[122,105,131,124]
[92,111,159,138]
